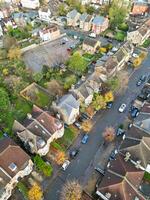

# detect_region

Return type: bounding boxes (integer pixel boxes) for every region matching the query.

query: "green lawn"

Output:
[51,141,65,152]
[83,53,94,61]
[36,91,51,108]
[56,127,77,150]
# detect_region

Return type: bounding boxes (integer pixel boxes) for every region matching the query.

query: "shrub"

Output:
[17,182,28,199]
[33,155,53,177]
[118,23,129,32]
[115,31,126,41]
[142,38,150,48]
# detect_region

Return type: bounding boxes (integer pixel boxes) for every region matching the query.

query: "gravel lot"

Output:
[23,36,79,72]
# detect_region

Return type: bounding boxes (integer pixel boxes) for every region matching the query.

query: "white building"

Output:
[38,7,51,22]
[21,0,40,9]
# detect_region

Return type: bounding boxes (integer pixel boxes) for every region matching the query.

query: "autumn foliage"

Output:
[81,120,93,132]
[60,180,82,200]
[103,126,115,142]
[104,91,114,103]
[28,184,43,200]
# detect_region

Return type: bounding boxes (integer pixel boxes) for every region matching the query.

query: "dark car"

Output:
[109,150,118,161]
[95,167,105,175]
[81,134,89,144]
[81,113,90,120]
[137,93,147,101]
[70,149,79,159]
[130,107,139,118]
[116,128,125,136]
[107,101,113,109]
[136,79,142,86]
[64,123,69,129]
[140,75,147,82]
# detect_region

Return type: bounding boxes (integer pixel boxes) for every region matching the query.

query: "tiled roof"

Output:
[92,16,106,25]
[98,154,145,200]
[0,138,30,178]
[83,37,98,47]
[104,57,118,73]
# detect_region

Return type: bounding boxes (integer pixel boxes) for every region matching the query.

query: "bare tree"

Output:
[103,126,115,143]
[45,80,64,96]
[82,120,93,132]
[60,180,82,200]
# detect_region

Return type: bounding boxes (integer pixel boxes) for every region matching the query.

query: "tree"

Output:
[55,150,66,165]
[104,91,114,103]
[107,77,120,92]
[86,105,95,117]
[103,126,115,142]
[60,180,82,200]
[92,93,106,111]
[64,75,76,90]
[58,3,67,16]
[7,47,21,60]
[85,5,95,14]
[109,0,128,29]
[82,120,93,132]
[28,184,43,200]
[45,80,64,96]
[68,52,87,74]
[3,35,17,51]
[33,72,43,83]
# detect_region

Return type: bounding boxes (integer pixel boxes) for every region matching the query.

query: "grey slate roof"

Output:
[58,94,79,116]
[67,9,79,19]
[92,16,105,25]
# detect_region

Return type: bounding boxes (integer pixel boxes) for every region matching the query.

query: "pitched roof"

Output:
[67,9,79,19]
[83,37,99,47]
[92,16,106,25]
[140,102,150,114]
[120,136,150,168]
[80,13,88,21]
[57,94,79,116]
[134,113,150,134]
[13,105,63,145]
[0,138,30,178]
[98,154,145,200]
[104,57,118,73]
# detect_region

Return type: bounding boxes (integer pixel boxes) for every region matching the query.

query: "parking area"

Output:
[23,36,79,72]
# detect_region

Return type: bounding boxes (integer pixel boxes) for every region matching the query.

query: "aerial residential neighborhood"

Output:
[0,0,150,200]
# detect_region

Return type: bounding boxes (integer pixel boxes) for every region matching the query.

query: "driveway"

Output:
[44,52,150,200]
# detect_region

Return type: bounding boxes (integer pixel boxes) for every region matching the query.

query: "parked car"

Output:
[81,113,90,120]
[70,149,79,159]
[130,107,139,118]
[81,134,89,144]
[62,160,70,171]
[107,101,113,109]
[116,128,125,136]
[109,149,118,161]
[82,113,91,119]
[95,167,105,175]
[136,79,142,86]
[73,122,81,129]
[78,116,86,122]
[89,32,96,38]
[118,103,126,113]
[64,123,69,129]
[140,75,147,82]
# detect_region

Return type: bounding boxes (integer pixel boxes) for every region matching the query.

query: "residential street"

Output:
[44,53,150,200]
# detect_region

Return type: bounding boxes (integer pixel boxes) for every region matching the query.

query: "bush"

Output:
[144,171,150,182]
[118,23,129,32]
[142,39,150,48]
[115,31,126,41]
[17,182,28,199]
[33,155,53,177]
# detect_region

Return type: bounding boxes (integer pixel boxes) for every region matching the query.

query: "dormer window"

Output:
[9,163,17,171]
[35,125,38,129]
[41,119,44,123]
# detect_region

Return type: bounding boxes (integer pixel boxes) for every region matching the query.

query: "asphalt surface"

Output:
[45,53,150,200]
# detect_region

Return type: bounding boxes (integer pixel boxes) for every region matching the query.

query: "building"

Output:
[38,7,51,22]
[39,25,60,41]
[13,105,64,156]
[0,138,33,200]
[96,153,146,200]
[53,94,80,125]
[131,0,150,15]
[82,37,100,54]
[127,19,150,45]
[20,0,40,9]
[66,9,81,27]
[79,13,93,31]
[92,15,109,35]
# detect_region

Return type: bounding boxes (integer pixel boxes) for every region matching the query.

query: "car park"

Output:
[73,122,81,129]
[118,104,126,113]
[81,134,89,144]
[62,160,70,171]
[70,149,79,159]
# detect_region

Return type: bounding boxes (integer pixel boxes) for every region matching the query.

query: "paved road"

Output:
[45,53,150,200]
